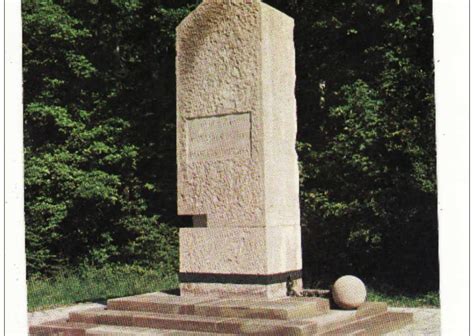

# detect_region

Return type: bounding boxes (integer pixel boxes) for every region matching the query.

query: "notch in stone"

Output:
[192,215,208,228]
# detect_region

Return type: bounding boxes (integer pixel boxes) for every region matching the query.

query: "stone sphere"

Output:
[332,275,367,309]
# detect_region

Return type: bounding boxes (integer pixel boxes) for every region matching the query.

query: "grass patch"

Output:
[304,277,439,308]
[28,266,439,311]
[27,265,179,312]
[367,288,439,308]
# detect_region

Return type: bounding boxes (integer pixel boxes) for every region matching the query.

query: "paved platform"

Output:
[29,292,414,335]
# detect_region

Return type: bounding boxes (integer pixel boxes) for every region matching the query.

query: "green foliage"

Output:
[367,288,440,308]
[27,264,179,311]
[23,0,190,276]
[23,0,437,293]
[269,0,437,292]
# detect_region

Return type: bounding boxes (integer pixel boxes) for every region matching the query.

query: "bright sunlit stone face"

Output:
[176,0,302,298]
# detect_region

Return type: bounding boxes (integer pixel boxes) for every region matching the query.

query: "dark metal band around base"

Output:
[179,270,302,285]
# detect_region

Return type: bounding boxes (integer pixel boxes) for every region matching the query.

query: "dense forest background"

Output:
[23,0,438,293]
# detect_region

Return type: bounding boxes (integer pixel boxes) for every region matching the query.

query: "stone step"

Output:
[108,293,330,320]
[307,310,358,334]
[347,331,369,336]
[194,297,329,320]
[318,311,413,335]
[107,294,215,316]
[67,303,396,336]
[69,308,320,335]
[86,325,231,335]
[354,302,388,319]
[30,300,411,336]
[29,319,97,336]
[301,302,396,335]
[29,319,232,335]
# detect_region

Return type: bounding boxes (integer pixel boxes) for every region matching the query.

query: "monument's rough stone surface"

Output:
[176,0,301,298]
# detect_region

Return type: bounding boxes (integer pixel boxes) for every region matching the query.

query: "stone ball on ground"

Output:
[332,275,367,309]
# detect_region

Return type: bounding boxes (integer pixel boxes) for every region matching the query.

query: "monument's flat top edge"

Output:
[176,0,294,33]
[261,2,295,23]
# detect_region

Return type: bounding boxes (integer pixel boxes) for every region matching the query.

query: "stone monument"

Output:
[29,1,415,334]
[176,0,302,298]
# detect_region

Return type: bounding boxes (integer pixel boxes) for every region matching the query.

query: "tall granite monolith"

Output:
[176,0,302,298]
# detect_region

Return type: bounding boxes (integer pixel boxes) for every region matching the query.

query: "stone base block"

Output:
[179,226,302,274]
[180,280,303,299]
[179,226,302,298]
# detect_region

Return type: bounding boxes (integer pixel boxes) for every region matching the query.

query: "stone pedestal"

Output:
[176,0,302,298]
[30,293,414,335]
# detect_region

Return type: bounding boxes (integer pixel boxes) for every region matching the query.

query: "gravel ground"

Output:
[29,304,440,335]
[386,307,440,336]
